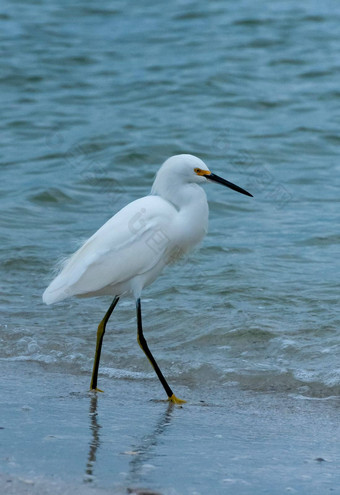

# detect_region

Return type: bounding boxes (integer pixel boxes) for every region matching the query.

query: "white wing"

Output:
[43,196,177,304]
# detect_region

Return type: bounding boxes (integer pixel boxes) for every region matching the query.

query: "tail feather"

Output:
[42,279,68,305]
[42,248,89,305]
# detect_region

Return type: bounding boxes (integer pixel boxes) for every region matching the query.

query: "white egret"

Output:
[43,154,252,403]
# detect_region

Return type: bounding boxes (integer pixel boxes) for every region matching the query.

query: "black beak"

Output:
[206,173,253,197]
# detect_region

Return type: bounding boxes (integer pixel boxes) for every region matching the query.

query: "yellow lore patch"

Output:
[194,168,211,176]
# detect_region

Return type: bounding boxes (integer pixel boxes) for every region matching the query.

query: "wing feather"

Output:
[43,196,176,304]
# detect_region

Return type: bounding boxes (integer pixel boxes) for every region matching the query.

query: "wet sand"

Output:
[1,360,339,495]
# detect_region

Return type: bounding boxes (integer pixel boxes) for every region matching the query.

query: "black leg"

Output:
[136,298,185,404]
[90,296,119,391]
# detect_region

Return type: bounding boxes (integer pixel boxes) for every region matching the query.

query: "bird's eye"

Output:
[194,168,201,174]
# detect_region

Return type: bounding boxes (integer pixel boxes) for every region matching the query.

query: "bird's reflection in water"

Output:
[83,393,177,489]
[84,393,101,483]
[126,401,176,488]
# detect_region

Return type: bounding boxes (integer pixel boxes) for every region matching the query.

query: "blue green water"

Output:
[1,1,339,493]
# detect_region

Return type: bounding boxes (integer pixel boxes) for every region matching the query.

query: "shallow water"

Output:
[1,0,340,493]
[2,361,340,495]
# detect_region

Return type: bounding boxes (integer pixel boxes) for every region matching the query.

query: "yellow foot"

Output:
[168,394,186,404]
[90,387,104,393]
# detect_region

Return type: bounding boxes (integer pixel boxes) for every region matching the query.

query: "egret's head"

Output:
[152,154,252,198]
[154,154,211,185]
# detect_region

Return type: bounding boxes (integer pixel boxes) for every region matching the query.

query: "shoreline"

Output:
[1,360,339,494]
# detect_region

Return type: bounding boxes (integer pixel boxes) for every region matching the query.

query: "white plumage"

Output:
[43,154,209,304]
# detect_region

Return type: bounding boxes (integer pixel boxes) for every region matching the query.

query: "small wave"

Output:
[29,188,76,204]
[225,370,340,399]
[184,365,340,399]
[296,234,340,247]
[99,366,154,380]
[3,353,62,364]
